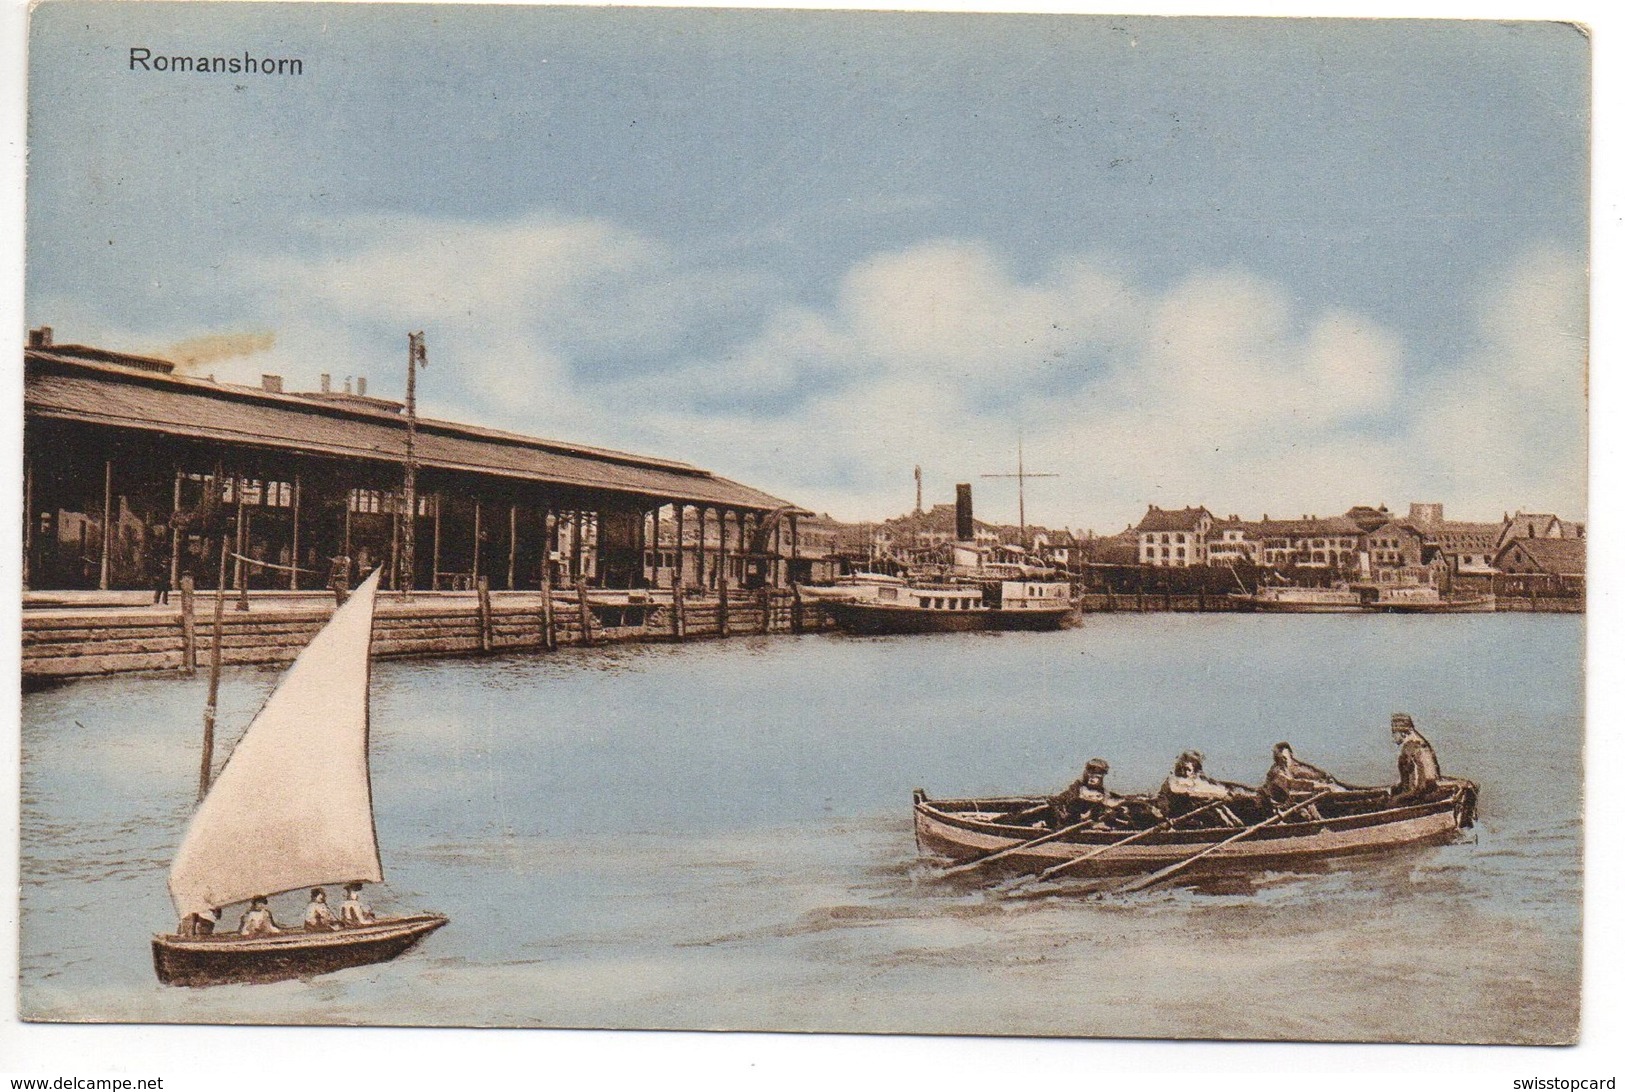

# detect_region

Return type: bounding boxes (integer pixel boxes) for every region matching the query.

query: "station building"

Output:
[24,328,806,593]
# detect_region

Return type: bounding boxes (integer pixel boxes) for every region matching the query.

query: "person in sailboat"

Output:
[1158,751,1260,827]
[240,896,281,936]
[340,882,376,927]
[304,887,340,932]
[1262,742,1347,819]
[177,907,220,936]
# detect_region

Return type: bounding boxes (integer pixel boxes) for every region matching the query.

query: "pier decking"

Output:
[23,584,833,681]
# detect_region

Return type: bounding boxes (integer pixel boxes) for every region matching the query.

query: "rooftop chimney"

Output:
[955,483,974,542]
[320,373,331,394]
[27,326,53,348]
[344,377,353,395]
[356,376,367,397]
[260,374,284,394]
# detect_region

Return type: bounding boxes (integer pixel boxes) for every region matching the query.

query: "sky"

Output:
[24,4,1589,530]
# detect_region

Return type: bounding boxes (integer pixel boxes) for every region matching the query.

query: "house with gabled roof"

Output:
[1135,506,1213,567]
[1494,537,1586,578]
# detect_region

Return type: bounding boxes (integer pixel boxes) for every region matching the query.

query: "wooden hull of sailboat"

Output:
[152,914,449,987]
[913,785,1476,879]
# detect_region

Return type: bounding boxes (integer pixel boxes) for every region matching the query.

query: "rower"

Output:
[1262,742,1347,820]
[1049,758,1124,829]
[1389,713,1442,802]
[1158,751,1256,827]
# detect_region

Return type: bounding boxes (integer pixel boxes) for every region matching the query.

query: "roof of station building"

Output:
[25,346,795,513]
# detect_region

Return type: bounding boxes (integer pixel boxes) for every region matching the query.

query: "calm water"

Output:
[19,614,1582,1042]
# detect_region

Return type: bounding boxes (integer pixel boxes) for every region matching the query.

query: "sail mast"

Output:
[199,535,229,802]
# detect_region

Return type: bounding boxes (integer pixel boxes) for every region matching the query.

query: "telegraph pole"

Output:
[980,436,1058,548]
[914,465,923,515]
[402,332,427,599]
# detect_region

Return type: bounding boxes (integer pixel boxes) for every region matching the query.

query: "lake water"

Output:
[19,613,1582,1043]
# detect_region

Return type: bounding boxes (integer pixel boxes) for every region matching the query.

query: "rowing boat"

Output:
[912,782,1477,879]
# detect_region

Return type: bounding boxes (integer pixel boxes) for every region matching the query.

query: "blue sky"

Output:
[26,5,1588,528]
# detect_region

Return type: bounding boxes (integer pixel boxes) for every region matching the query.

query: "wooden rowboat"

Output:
[153,914,449,988]
[913,782,1478,879]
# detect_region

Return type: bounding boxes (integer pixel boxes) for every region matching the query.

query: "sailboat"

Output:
[152,570,448,987]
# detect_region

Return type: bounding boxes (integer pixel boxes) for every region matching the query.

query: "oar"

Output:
[1004,798,1232,890]
[939,817,1097,878]
[992,801,1053,825]
[1105,790,1335,897]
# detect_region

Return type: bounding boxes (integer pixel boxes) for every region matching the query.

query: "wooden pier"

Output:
[23,582,832,682]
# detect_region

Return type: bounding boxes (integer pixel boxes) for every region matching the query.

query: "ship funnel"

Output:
[956,483,974,542]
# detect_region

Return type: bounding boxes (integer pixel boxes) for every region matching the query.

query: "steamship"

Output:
[814,485,1076,635]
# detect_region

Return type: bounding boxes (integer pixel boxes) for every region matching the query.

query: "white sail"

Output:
[169,571,384,917]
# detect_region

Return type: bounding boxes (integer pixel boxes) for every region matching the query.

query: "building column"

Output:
[23,454,34,590]
[673,504,687,588]
[169,466,183,591]
[508,503,518,590]
[389,495,401,591]
[790,514,800,583]
[571,510,585,582]
[99,458,113,590]
[289,473,301,591]
[695,507,708,588]
[472,500,482,583]
[431,493,442,591]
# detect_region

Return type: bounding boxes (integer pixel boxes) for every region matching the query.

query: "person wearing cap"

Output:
[303,887,339,932]
[1158,751,1255,826]
[340,882,376,927]
[1262,742,1347,819]
[1049,758,1125,829]
[240,896,281,936]
[1389,714,1442,801]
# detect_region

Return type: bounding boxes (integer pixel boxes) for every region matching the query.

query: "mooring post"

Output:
[717,564,730,637]
[671,569,686,642]
[540,573,557,652]
[477,575,493,652]
[179,575,198,674]
[575,576,595,646]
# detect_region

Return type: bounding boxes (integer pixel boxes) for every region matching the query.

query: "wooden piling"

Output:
[179,575,198,674]
[717,565,730,636]
[477,575,493,652]
[759,587,772,634]
[540,573,557,652]
[575,577,595,646]
[790,584,804,634]
[670,565,686,641]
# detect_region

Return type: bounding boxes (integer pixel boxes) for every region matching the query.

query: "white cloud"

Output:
[94,215,1584,531]
[1411,245,1588,519]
